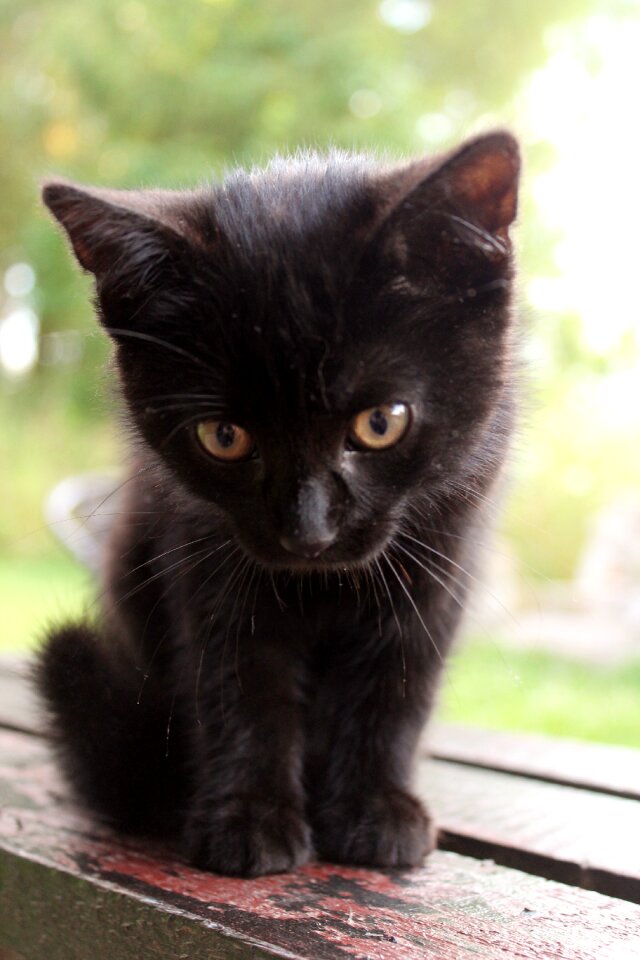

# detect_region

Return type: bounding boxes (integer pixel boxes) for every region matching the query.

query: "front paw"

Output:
[185,796,312,877]
[314,788,436,868]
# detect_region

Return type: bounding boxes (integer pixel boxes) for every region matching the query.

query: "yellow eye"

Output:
[197,421,255,461]
[349,403,411,450]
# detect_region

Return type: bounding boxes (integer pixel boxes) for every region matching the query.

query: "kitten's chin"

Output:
[262,554,381,574]
[235,529,395,575]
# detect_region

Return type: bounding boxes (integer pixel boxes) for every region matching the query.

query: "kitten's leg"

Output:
[182,627,311,877]
[309,624,444,868]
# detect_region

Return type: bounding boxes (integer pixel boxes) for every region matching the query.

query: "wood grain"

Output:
[427,722,640,801]
[2,660,640,902]
[423,760,640,902]
[2,730,640,960]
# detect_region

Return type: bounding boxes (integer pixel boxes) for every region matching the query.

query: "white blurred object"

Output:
[0,307,39,377]
[576,495,640,626]
[44,473,122,577]
[467,497,640,664]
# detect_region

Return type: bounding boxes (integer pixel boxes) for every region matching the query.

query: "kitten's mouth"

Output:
[235,525,395,574]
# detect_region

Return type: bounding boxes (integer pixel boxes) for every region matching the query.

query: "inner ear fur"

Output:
[385,131,520,263]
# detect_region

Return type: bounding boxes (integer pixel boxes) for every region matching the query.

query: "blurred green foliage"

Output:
[0,0,594,338]
[1,0,639,582]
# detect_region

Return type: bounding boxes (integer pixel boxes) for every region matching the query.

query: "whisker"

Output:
[216,554,253,717]
[158,412,214,448]
[165,688,177,758]
[234,559,259,688]
[269,572,286,612]
[107,327,219,374]
[373,556,406,694]
[38,465,154,555]
[136,539,234,702]
[441,211,507,256]
[392,540,466,611]
[398,530,480,586]
[217,555,256,718]
[382,552,443,666]
[396,530,519,627]
[143,393,227,404]
[128,533,221,579]
[373,557,401,636]
[364,563,384,637]
[249,566,264,639]
[193,550,247,723]
[410,520,551,584]
[145,402,226,415]
[103,542,216,615]
[441,484,545,538]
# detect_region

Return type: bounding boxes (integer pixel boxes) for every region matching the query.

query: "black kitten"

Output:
[37,132,520,877]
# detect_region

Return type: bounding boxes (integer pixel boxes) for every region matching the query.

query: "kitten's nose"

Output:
[279,532,335,559]
[277,475,337,559]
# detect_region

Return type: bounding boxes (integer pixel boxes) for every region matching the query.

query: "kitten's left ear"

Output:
[385,131,520,268]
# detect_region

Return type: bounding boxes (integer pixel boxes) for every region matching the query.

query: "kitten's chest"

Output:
[177,559,385,649]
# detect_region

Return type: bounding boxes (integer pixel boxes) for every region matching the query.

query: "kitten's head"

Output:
[43,132,519,570]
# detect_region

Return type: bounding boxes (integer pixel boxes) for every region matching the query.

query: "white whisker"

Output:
[396,530,519,627]
[373,555,407,694]
[382,552,443,666]
[392,540,466,611]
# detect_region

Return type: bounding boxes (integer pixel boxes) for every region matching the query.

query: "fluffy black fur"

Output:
[37,132,520,876]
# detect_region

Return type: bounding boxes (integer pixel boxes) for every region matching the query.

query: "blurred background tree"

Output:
[1,0,639,742]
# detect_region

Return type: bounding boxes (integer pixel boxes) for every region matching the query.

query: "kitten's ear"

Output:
[41,181,189,292]
[385,131,520,271]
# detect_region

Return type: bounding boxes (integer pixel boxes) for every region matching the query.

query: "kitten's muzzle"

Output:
[275,474,339,559]
[278,531,336,559]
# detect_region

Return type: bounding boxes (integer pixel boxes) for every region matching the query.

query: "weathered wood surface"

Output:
[427,723,640,801]
[2,729,640,960]
[2,658,640,903]
[6,473,638,954]
[424,761,640,903]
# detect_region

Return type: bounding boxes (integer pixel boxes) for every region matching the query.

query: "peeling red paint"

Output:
[2,729,640,960]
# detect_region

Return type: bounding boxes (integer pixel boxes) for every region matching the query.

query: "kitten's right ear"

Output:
[380,132,520,284]
[42,181,187,293]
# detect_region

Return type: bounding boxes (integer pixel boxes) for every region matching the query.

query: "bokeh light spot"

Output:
[378,0,432,33]
[4,263,36,299]
[43,122,78,160]
[348,90,382,119]
[0,308,39,378]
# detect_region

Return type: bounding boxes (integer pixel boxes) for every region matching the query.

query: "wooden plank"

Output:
[2,660,640,902]
[427,723,640,801]
[421,760,640,903]
[2,730,640,960]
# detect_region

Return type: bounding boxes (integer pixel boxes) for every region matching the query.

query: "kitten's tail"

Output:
[35,622,184,834]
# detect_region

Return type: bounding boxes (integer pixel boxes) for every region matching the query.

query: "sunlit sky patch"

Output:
[524,14,640,356]
[0,307,39,377]
[378,0,432,34]
[1,264,39,377]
